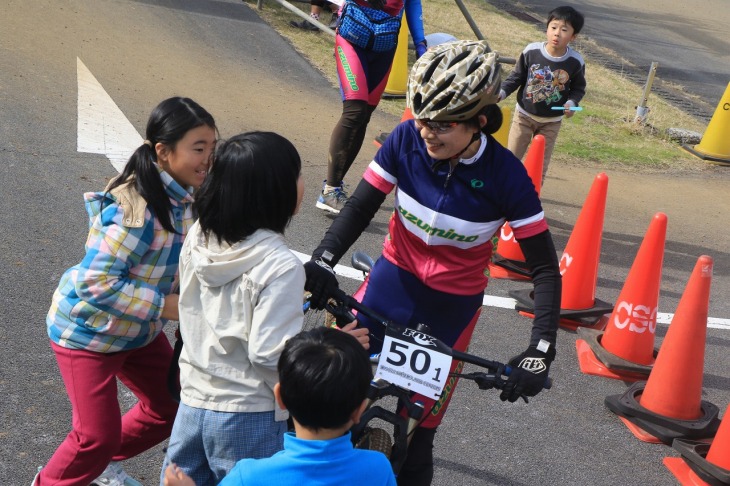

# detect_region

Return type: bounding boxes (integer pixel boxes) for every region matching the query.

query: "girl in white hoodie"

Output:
[162,132,307,486]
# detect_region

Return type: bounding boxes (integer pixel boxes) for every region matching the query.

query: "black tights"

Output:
[327,99,376,186]
[397,427,438,486]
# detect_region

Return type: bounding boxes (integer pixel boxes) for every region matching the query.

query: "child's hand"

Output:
[161,294,180,321]
[339,321,370,350]
[563,103,576,118]
[164,463,196,486]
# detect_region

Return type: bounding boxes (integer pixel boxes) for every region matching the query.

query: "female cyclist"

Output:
[304,40,562,485]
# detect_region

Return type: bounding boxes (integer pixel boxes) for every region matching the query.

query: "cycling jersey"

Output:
[365,120,547,295]
[313,119,559,347]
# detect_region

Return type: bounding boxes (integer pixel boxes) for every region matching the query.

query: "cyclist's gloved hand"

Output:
[304,258,339,310]
[415,41,428,58]
[500,342,555,403]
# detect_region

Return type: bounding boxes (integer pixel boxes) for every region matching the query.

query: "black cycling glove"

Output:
[500,343,555,403]
[304,258,339,310]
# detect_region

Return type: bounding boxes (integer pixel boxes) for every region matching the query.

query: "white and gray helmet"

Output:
[407,40,501,121]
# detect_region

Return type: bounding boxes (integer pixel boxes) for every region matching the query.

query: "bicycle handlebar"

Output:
[323,288,551,395]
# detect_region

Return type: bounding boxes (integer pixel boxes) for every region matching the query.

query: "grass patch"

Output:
[245,0,719,174]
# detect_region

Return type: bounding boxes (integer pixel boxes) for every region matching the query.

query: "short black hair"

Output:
[195,131,301,245]
[547,6,585,35]
[278,327,372,430]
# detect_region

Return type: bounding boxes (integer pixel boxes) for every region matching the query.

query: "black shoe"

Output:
[289,19,320,31]
[328,13,339,29]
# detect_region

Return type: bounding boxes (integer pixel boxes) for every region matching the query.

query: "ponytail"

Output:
[479,104,503,136]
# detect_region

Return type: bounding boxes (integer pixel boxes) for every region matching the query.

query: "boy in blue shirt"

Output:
[499,5,586,181]
[163,327,395,486]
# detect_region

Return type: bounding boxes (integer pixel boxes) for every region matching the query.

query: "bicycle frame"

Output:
[319,251,551,474]
[324,290,515,475]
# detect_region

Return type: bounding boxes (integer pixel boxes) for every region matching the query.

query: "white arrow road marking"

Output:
[292,250,730,330]
[77,57,142,173]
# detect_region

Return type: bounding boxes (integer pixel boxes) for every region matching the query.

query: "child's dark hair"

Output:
[548,6,584,35]
[195,131,302,245]
[107,97,216,233]
[465,104,503,136]
[278,327,372,430]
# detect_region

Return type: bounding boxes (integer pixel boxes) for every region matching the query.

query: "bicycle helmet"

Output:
[407,40,501,122]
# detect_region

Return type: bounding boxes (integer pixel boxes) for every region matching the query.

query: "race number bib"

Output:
[375,326,453,399]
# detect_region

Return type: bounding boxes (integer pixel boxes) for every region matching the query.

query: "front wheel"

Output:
[302,293,337,331]
[355,427,393,458]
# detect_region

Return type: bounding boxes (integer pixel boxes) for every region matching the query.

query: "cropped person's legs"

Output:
[40,343,125,486]
[205,410,285,484]
[162,403,213,486]
[534,120,562,178]
[397,427,438,486]
[325,38,395,191]
[289,0,325,31]
[507,111,536,160]
[114,332,179,460]
[327,100,376,186]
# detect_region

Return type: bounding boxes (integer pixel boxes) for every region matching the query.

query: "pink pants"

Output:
[39,334,178,486]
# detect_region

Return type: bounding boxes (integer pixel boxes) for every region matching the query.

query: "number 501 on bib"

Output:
[375,326,453,399]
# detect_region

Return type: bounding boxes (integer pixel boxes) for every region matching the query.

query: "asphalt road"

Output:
[486,0,730,121]
[0,1,727,485]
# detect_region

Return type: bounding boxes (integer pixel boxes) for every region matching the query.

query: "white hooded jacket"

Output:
[177,222,305,420]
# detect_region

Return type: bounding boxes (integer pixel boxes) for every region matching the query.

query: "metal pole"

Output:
[452,0,485,43]
[256,0,335,35]
[451,0,515,64]
[635,62,659,124]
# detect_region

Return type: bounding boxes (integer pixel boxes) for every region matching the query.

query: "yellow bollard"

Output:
[493,105,511,147]
[682,81,730,165]
[383,14,409,96]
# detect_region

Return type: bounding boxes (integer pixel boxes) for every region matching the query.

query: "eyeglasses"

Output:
[414,119,459,134]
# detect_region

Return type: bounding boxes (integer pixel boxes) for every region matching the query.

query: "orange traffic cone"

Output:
[523,134,544,196]
[374,107,414,147]
[664,404,730,485]
[605,255,721,445]
[489,135,545,281]
[576,213,667,381]
[510,172,613,329]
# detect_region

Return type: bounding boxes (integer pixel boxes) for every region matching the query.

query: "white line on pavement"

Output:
[293,251,730,330]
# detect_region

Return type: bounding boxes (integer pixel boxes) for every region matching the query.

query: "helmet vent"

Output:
[447,50,470,69]
[466,59,483,77]
[421,73,456,112]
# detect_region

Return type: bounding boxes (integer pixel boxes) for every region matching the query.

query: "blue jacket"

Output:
[220,432,396,486]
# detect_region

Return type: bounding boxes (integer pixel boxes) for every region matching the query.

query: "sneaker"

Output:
[30,467,41,486]
[316,188,349,214]
[289,18,319,31]
[90,462,143,486]
[328,13,339,29]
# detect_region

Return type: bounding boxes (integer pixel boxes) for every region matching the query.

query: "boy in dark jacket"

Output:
[499,6,586,181]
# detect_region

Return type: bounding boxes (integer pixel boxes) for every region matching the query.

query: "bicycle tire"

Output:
[302,293,337,331]
[355,427,393,458]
